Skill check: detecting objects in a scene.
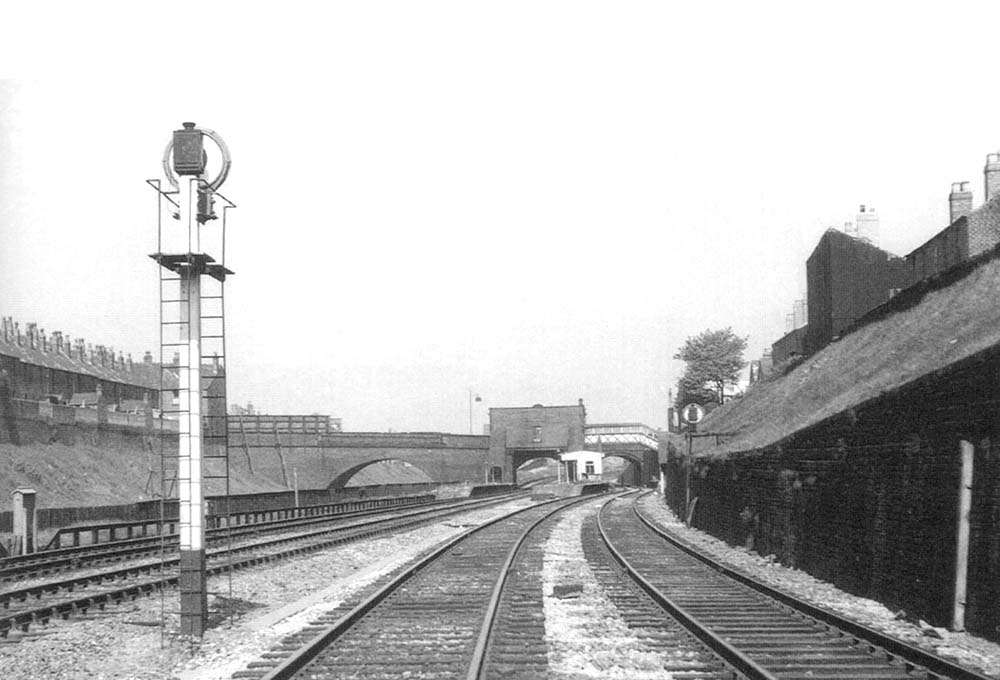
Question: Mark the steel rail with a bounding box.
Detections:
[0,494,522,638]
[2,494,517,603]
[0,493,522,583]
[463,491,630,680]
[597,492,780,680]
[257,494,604,680]
[631,493,996,680]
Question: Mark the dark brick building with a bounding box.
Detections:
[490,403,586,483]
[770,325,807,364]
[804,229,909,354]
[906,181,1000,283]
[774,158,1000,367]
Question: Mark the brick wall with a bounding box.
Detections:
[805,230,910,354]
[663,350,1000,639]
[771,325,807,364]
[906,218,969,283]
[903,194,1000,284]
[490,404,587,481]
[967,196,1000,258]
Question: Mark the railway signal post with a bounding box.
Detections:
[150,123,234,636]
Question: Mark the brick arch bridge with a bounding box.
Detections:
[490,403,659,486]
[584,424,661,487]
[228,427,499,490]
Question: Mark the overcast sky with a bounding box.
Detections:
[3,3,1000,433]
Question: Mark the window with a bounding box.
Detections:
[585,461,595,476]
[532,426,542,443]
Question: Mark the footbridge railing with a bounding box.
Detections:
[584,423,659,451]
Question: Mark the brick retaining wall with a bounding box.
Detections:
[663,351,1000,639]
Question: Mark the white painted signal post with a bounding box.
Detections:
[149,123,234,637]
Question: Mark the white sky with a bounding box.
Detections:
[3,2,1000,432]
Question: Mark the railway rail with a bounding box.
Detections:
[598,492,995,680]
[0,494,462,584]
[235,494,607,680]
[0,493,523,639]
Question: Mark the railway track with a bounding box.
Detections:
[0,493,523,639]
[0,495,452,584]
[579,506,743,678]
[235,494,607,680]
[598,492,995,680]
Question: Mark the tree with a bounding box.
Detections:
[674,327,748,406]
[674,372,719,411]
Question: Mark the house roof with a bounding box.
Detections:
[0,327,172,391]
[693,243,1000,457]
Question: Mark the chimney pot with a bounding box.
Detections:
[949,180,974,223]
[984,152,1000,202]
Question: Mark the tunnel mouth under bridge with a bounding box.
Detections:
[327,459,435,489]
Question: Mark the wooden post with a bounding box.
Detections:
[685,433,692,523]
[273,420,289,488]
[953,440,974,631]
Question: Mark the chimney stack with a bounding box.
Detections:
[985,153,1000,202]
[949,181,973,223]
[856,204,879,246]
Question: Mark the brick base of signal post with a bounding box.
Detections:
[179,549,207,636]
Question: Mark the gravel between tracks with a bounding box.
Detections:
[637,492,1000,679]
[542,498,677,679]
[0,498,534,680]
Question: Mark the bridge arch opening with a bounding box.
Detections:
[602,453,643,487]
[512,454,562,487]
[328,458,435,489]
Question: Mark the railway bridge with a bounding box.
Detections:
[490,404,659,486]
[229,416,500,490]
[583,423,660,486]
[228,410,660,490]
